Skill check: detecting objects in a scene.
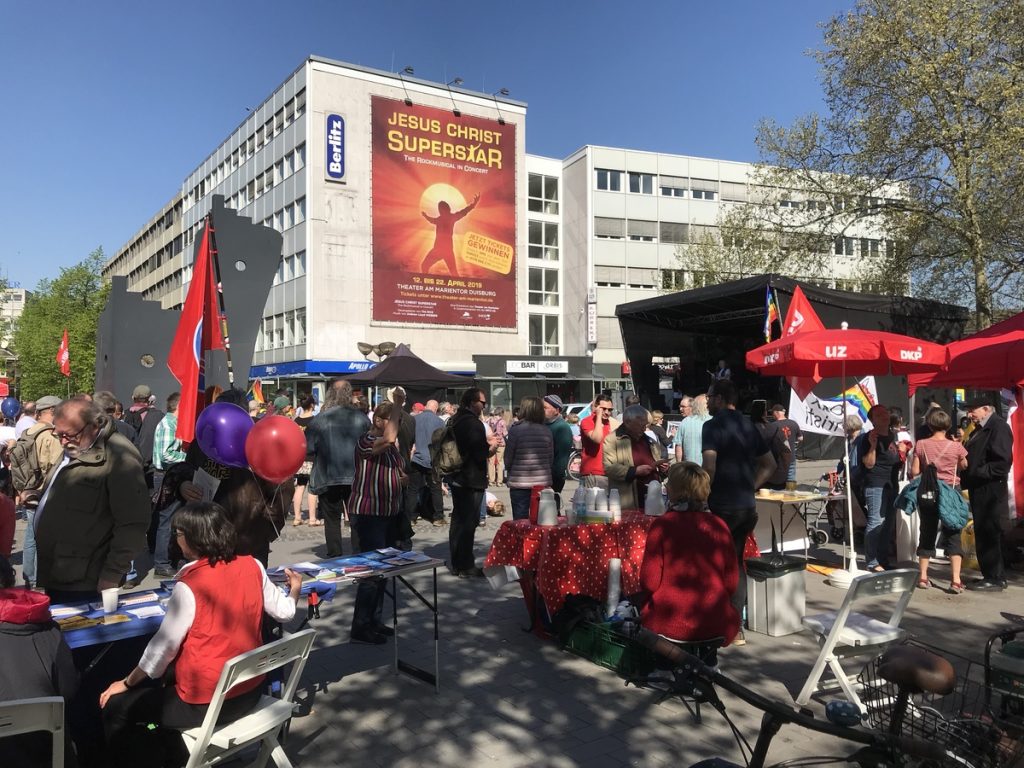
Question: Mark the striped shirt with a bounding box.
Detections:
[348,431,403,517]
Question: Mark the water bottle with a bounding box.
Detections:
[573,487,586,524]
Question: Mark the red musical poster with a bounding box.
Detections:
[371,96,516,328]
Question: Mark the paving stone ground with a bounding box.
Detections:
[10,459,1020,767]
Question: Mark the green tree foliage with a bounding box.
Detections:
[13,248,109,399]
[754,0,1024,329]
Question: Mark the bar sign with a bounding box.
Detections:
[326,113,345,181]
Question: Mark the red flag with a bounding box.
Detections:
[782,286,825,400]
[167,219,225,442]
[56,329,71,377]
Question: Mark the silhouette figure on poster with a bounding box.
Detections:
[420,193,480,276]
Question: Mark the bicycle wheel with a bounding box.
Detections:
[566,450,582,482]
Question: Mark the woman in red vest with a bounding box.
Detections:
[637,462,738,667]
[99,502,301,765]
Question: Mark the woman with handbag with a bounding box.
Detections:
[909,408,968,592]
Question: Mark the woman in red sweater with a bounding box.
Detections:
[638,462,739,662]
[99,502,302,766]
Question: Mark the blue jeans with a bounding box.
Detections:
[863,485,895,569]
[21,508,36,586]
[787,458,797,483]
[509,488,532,521]
[154,502,180,571]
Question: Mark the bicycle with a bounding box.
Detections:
[631,627,1014,767]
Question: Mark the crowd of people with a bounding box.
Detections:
[0,375,1016,765]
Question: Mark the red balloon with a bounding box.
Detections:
[245,415,307,484]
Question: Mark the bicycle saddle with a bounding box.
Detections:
[877,645,955,695]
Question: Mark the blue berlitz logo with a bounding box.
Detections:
[326,114,345,181]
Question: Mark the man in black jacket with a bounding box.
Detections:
[961,395,1013,591]
[448,388,495,578]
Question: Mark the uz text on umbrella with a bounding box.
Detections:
[824,345,847,358]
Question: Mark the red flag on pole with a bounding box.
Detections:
[167,218,225,442]
[781,286,825,400]
[56,329,71,377]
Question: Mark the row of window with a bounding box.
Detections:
[141,272,183,303]
[605,268,898,294]
[224,144,306,212]
[273,251,307,286]
[127,236,184,286]
[596,169,725,201]
[108,201,185,277]
[186,90,307,208]
[594,217,717,244]
[255,308,307,352]
[261,197,307,233]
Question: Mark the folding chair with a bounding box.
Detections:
[0,696,65,768]
[180,627,316,768]
[795,569,916,711]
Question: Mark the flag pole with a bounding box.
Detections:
[205,214,235,388]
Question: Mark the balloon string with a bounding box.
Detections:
[247,466,285,541]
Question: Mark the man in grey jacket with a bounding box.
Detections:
[305,380,371,557]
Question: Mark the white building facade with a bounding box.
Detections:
[105,57,894,406]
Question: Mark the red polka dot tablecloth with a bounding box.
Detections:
[485,515,652,613]
[485,515,762,615]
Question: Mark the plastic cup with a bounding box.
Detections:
[101,588,119,614]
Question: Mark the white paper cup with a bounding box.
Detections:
[101,588,120,614]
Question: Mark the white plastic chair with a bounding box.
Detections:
[795,568,916,710]
[180,628,316,768]
[0,696,65,767]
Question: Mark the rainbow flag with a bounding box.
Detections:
[248,378,265,404]
[826,381,876,421]
[764,286,781,342]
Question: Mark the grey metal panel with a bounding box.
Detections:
[95,196,282,401]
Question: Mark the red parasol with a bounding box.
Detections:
[907,310,1024,394]
[746,326,948,380]
[746,323,947,586]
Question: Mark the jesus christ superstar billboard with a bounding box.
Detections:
[371,96,517,328]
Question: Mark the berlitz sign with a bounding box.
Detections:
[326,114,345,181]
[506,360,569,374]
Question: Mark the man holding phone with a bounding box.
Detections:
[579,394,618,490]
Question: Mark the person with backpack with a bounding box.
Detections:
[909,408,969,591]
[122,385,164,492]
[8,395,63,587]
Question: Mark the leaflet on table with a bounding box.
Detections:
[87,590,161,612]
[126,605,166,619]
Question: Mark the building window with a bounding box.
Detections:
[528,267,559,307]
[294,197,305,225]
[294,308,306,345]
[594,216,625,239]
[659,221,688,244]
[294,143,306,171]
[720,182,748,202]
[659,175,687,197]
[529,314,559,355]
[528,173,559,214]
[528,220,558,261]
[628,172,654,195]
[627,219,657,242]
[293,250,306,277]
[834,236,855,256]
[596,168,622,192]
[661,269,686,290]
[690,178,719,200]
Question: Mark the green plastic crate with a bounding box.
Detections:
[564,621,656,677]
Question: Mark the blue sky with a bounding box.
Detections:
[0,0,851,291]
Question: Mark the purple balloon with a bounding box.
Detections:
[194,402,253,468]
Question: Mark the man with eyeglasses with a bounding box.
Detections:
[448,387,497,578]
[33,398,150,602]
[579,394,618,490]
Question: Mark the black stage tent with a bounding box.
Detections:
[616,274,970,458]
[339,343,471,405]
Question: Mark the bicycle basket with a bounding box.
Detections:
[858,648,1024,768]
